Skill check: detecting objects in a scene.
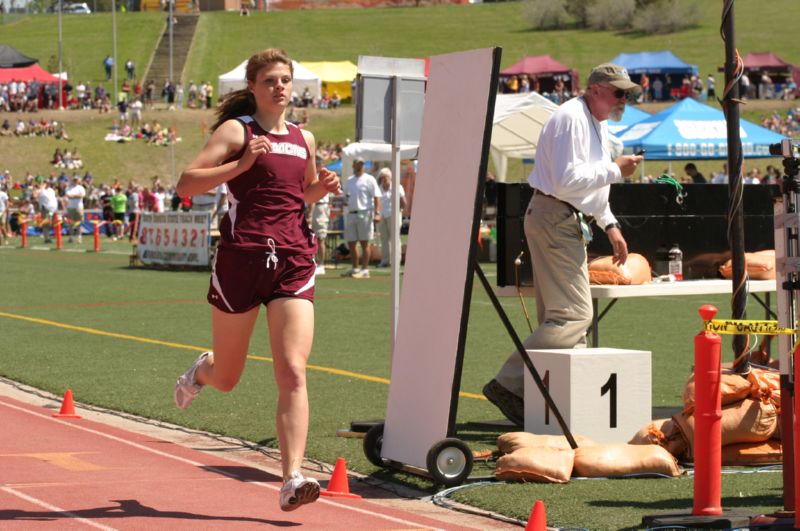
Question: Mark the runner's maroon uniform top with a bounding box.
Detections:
[219,116,316,255]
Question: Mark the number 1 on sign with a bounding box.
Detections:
[600,373,618,428]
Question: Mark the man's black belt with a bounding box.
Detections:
[532,189,593,223]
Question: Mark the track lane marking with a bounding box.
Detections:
[0,484,117,531]
[0,311,486,401]
[0,400,446,530]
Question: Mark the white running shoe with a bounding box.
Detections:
[340,267,360,277]
[353,269,370,279]
[315,265,326,276]
[279,471,320,512]
[173,351,211,410]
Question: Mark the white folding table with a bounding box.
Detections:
[497,279,777,346]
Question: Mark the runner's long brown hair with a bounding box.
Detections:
[211,48,294,131]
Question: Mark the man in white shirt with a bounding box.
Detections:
[376,167,405,268]
[342,157,381,278]
[483,63,644,426]
[65,176,86,243]
[37,182,59,243]
[0,184,8,245]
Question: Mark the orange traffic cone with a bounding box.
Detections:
[320,457,361,499]
[53,389,81,419]
[525,499,546,531]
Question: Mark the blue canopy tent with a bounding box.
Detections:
[608,104,650,136]
[616,98,785,160]
[609,51,698,101]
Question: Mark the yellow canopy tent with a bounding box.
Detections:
[300,61,358,102]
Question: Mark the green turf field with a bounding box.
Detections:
[0,240,785,529]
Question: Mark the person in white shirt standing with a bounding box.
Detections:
[0,184,8,245]
[376,167,405,268]
[483,63,644,426]
[342,157,381,278]
[37,181,59,243]
[65,176,86,243]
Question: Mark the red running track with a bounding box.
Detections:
[0,395,476,530]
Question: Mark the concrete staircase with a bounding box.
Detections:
[145,13,198,90]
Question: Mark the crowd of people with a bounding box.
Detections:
[0,170,197,243]
[762,107,800,138]
[0,117,71,139]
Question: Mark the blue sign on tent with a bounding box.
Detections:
[617,98,786,160]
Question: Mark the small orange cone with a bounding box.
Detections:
[53,389,81,419]
[525,499,546,531]
[320,457,361,499]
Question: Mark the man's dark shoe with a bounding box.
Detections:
[482,379,524,427]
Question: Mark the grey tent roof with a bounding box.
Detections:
[0,45,37,68]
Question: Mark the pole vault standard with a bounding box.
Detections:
[363,47,575,486]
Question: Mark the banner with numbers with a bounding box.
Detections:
[137,212,211,266]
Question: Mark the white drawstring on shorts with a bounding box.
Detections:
[265,238,279,269]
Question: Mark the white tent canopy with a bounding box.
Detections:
[490,92,558,181]
[217,60,322,99]
[340,142,419,178]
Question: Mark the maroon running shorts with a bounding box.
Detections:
[207,247,315,313]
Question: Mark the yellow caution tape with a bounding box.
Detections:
[704,319,797,335]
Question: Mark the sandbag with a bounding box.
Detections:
[682,371,752,411]
[719,249,775,280]
[748,367,781,409]
[573,444,681,478]
[721,441,782,466]
[496,432,596,454]
[629,418,672,445]
[588,253,651,285]
[673,398,778,460]
[495,446,574,483]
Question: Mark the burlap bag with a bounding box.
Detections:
[627,418,688,459]
[673,398,778,460]
[748,367,781,409]
[719,250,775,280]
[496,432,596,454]
[721,441,782,466]
[682,371,752,411]
[588,253,651,285]
[495,447,574,483]
[573,444,682,478]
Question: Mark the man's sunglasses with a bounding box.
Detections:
[610,88,630,100]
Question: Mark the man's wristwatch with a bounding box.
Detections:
[605,222,621,232]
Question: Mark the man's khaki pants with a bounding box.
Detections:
[494,193,593,398]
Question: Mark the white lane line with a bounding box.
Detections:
[0,400,446,530]
[0,485,118,531]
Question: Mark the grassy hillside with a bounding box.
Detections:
[0,12,164,86]
[0,1,795,184]
[183,0,799,91]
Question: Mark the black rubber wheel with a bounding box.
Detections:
[363,422,385,467]
[426,438,473,486]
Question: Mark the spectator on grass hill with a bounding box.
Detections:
[172,47,341,513]
[103,55,113,81]
[341,157,381,279]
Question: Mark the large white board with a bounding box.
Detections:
[381,48,497,469]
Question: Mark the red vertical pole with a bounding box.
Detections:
[93,222,100,252]
[21,221,27,248]
[55,216,62,250]
[693,304,722,516]
[794,342,800,520]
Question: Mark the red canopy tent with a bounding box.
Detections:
[0,63,60,83]
[500,55,580,94]
[729,51,799,99]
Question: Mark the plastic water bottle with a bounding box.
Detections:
[668,243,683,281]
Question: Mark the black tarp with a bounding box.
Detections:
[0,44,37,68]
